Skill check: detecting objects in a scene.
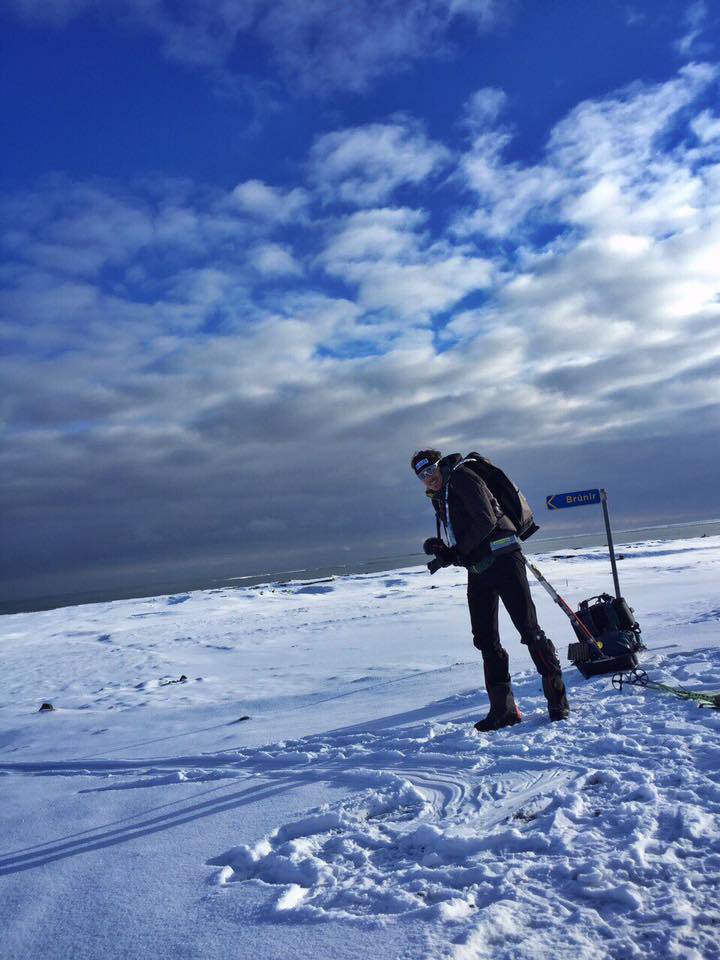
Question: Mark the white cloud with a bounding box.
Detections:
[444,64,720,456]
[309,121,449,207]
[455,63,719,239]
[166,267,234,310]
[1,182,155,276]
[254,0,507,94]
[319,208,493,320]
[249,242,302,276]
[447,0,503,23]
[6,0,507,93]
[675,1,710,58]
[456,137,563,238]
[0,178,288,288]
[229,179,309,223]
[691,109,720,143]
[623,6,646,27]
[320,208,427,263]
[461,87,508,132]
[549,63,716,174]
[336,255,492,319]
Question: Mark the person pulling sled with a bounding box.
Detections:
[411,449,569,730]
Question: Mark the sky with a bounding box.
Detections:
[2,0,720,603]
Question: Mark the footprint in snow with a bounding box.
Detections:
[689,606,720,624]
[209,747,580,923]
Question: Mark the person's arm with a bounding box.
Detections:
[448,468,499,559]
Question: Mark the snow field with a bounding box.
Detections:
[204,649,720,959]
[1,537,719,959]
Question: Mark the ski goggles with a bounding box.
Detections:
[414,458,440,481]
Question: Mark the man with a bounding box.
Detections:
[411,449,569,731]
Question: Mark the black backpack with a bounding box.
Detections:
[463,453,539,541]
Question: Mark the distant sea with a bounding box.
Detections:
[3,518,720,617]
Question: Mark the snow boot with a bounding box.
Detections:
[525,630,570,721]
[542,674,570,721]
[474,683,522,731]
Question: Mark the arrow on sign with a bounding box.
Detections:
[546,489,601,510]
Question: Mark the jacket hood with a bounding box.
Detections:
[439,453,463,481]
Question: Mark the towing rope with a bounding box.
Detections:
[612,668,720,709]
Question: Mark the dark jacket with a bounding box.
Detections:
[431,453,516,565]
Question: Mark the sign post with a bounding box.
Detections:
[600,489,621,600]
[545,486,622,600]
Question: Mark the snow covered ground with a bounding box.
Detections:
[1,537,719,960]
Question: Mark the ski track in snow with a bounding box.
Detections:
[2,538,720,959]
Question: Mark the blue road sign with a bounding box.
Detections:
[546,488,601,510]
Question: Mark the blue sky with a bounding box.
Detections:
[2,0,720,601]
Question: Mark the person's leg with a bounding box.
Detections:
[495,553,570,720]
[467,572,506,685]
[467,571,521,729]
[492,552,539,637]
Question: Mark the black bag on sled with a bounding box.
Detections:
[568,593,644,678]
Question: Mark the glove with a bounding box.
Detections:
[425,542,458,574]
[437,543,458,565]
[423,537,447,556]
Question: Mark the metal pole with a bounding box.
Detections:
[522,556,600,648]
[600,488,621,599]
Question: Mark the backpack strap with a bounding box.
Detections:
[443,458,468,546]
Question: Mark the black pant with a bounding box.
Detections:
[467,551,562,688]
